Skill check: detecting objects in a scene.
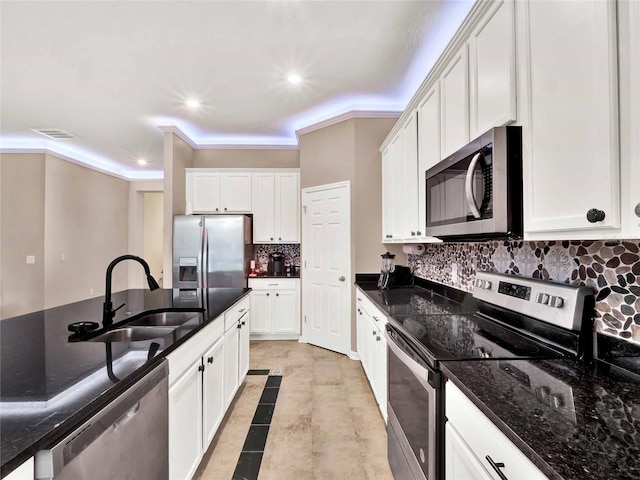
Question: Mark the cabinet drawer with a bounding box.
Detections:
[446,383,546,480]
[168,316,224,386]
[356,290,387,328]
[248,278,299,291]
[224,296,250,331]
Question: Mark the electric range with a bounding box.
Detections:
[385,271,594,480]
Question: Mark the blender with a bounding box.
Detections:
[378,252,396,289]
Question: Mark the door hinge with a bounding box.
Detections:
[303,205,307,214]
[304,260,307,268]
[304,315,307,323]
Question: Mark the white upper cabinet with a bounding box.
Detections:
[186,171,252,214]
[418,84,441,238]
[276,172,300,242]
[518,0,620,238]
[468,0,516,138]
[440,45,469,159]
[220,172,252,212]
[382,132,405,242]
[401,111,419,239]
[252,173,277,242]
[189,172,221,213]
[252,171,300,243]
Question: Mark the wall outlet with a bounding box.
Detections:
[451,263,458,284]
[26,255,35,264]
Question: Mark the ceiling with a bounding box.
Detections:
[0,0,474,180]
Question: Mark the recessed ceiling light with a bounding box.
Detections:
[185,99,201,108]
[136,158,147,166]
[287,74,302,84]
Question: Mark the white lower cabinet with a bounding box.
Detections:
[4,458,34,480]
[169,357,203,480]
[248,278,300,339]
[445,423,493,480]
[355,288,387,421]
[446,382,546,480]
[202,338,225,449]
[224,320,240,409]
[167,296,250,480]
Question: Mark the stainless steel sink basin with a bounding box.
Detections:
[129,311,200,327]
[86,326,176,342]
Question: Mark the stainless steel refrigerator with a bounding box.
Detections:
[173,215,253,289]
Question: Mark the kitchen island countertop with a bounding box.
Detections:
[0,287,249,477]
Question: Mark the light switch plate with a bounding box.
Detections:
[26,255,35,264]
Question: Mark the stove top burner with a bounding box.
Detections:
[390,312,564,365]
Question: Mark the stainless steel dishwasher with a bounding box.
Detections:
[35,360,169,480]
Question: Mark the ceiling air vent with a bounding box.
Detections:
[32,128,76,140]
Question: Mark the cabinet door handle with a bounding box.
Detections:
[237,323,242,329]
[266,293,270,296]
[416,231,422,236]
[207,356,213,364]
[270,237,274,240]
[224,207,227,211]
[242,321,246,326]
[198,364,205,372]
[376,336,381,341]
[279,237,282,240]
[215,208,219,212]
[276,293,279,296]
[485,456,508,480]
[586,208,606,223]
[372,330,376,335]
[357,297,362,301]
[411,231,415,236]
[372,316,379,322]
[239,308,245,313]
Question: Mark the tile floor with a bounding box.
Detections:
[194,340,393,480]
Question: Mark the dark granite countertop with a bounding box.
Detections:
[355,277,640,480]
[0,287,249,477]
[248,274,300,279]
[441,359,640,480]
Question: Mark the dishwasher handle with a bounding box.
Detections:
[36,360,168,479]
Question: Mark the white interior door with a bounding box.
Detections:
[302,181,351,355]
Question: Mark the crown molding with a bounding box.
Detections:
[294,110,402,141]
[157,124,299,150]
[0,147,162,181]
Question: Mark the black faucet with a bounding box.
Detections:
[103,255,160,327]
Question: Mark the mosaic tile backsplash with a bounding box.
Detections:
[407,240,640,346]
[254,244,301,270]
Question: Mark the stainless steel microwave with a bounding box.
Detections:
[425,126,522,240]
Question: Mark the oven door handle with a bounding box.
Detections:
[386,326,440,388]
[465,152,482,219]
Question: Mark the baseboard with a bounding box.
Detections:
[348,350,360,361]
[250,334,301,341]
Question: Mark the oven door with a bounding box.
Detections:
[386,325,443,480]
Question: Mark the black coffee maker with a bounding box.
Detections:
[378,252,413,289]
[268,252,285,276]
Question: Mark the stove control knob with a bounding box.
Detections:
[474,279,492,290]
[536,293,550,305]
[549,296,564,308]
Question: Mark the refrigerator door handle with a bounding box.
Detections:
[198,222,209,288]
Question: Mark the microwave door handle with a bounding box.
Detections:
[465,152,482,219]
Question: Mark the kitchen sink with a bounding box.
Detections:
[129,311,200,327]
[86,326,176,342]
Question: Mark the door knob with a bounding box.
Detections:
[339,276,345,282]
